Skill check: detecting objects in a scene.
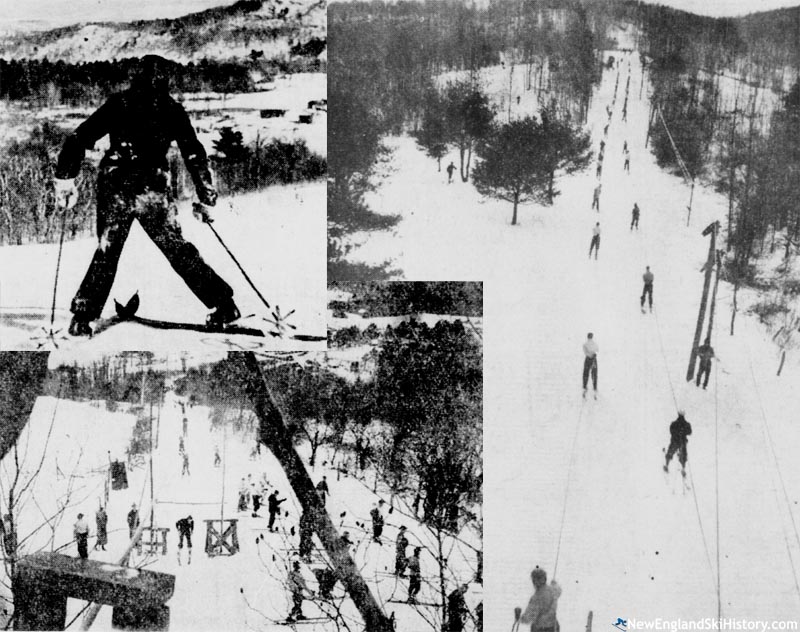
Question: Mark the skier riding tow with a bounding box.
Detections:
[53,55,240,336]
[640,266,654,312]
[664,411,692,477]
[582,333,598,398]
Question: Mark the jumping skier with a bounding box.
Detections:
[515,567,561,632]
[395,525,409,576]
[630,203,640,230]
[591,184,601,211]
[176,515,194,565]
[74,513,90,560]
[582,332,598,397]
[664,411,692,477]
[446,161,456,184]
[696,338,715,389]
[589,223,601,260]
[53,54,240,336]
[641,266,654,312]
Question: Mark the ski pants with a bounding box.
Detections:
[696,359,712,388]
[372,522,383,541]
[589,235,600,259]
[252,495,262,514]
[592,195,600,211]
[71,167,233,320]
[630,215,639,230]
[665,439,687,468]
[582,356,598,390]
[395,551,408,575]
[624,158,630,172]
[178,531,192,549]
[641,282,653,308]
[268,510,278,530]
[408,575,421,600]
[290,592,304,617]
[76,532,89,559]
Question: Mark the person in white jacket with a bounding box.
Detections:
[582,333,598,396]
[515,567,562,632]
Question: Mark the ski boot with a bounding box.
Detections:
[68,315,92,337]
[206,298,240,331]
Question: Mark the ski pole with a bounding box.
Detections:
[48,206,70,334]
[195,203,271,311]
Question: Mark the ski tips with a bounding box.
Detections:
[115,292,140,319]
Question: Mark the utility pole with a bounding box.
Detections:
[687,221,720,381]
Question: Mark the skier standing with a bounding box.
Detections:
[251,484,262,517]
[623,147,631,172]
[268,490,286,532]
[664,411,692,476]
[446,162,456,184]
[588,223,601,260]
[127,503,140,540]
[315,476,329,507]
[370,500,385,544]
[176,515,194,565]
[630,203,640,230]
[213,445,221,467]
[407,547,422,604]
[640,266,654,312]
[238,478,249,512]
[395,525,409,576]
[696,338,715,389]
[54,55,240,336]
[287,561,312,621]
[582,333,599,397]
[445,583,469,632]
[515,567,562,632]
[74,513,90,560]
[181,451,190,476]
[95,505,108,551]
[591,184,601,211]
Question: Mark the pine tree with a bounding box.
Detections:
[442,81,494,182]
[538,107,592,204]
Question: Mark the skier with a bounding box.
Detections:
[596,162,603,179]
[213,445,221,467]
[268,490,286,532]
[695,338,715,389]
[53,54,240,336]
[178,435,185,455]
[623,140,628,153]
[515,567,562,632]
[238,478,249,512]
[640,266,654,312]
[74,513,90,560]
[582,333,598,397]
[446,162,456,184]
[591,184,601,211]
[445,583,469,632]
[588,223,601,260]
[251,484,262,517]
[127,503,140,540]
[664,411,692,476]
[623,147,631,172]
[95,505,108,551]
[182,416,188,436]
[603,123,609,137]
[370,500,385,544]
[395,525,409,576]
[287,561,313,621]
[406,547,422,604]
[181,451,190,476]
[175,515,194,565]
[315,476,329,507]
[630,203,640,230]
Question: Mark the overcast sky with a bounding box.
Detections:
[2,0,799,31]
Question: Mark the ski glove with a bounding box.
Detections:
[54,178,78,210]
[197,184,218,207]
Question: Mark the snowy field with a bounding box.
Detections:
[336,50,800,628]
[1,353,481,631]
[0,183,326,351]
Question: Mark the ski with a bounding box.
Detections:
[281,618,330,625]
[97,312,266,338]
[387,599,442,608]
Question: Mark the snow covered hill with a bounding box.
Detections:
[0,184,326,351]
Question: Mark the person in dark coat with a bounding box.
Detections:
[446,162,456,183]
[664,411,693,476]
[74,513,90,559]
[445,584,469,632]
[370,500,385,544]
[696,338,715,389]
[127,504,140,539]
[395,525,409,576]
[315,476,329,506]
[95,506,108,551]
[54,54,239,336]
[630,203,640,230]
[176,515,194,565]
[268,491,286,532]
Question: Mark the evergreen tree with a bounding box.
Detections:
[442,80,494,182]
[538,106,593,203]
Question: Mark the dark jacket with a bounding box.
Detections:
[268,492,285,513]
[669,415,692,443]
[176,517,194,536]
